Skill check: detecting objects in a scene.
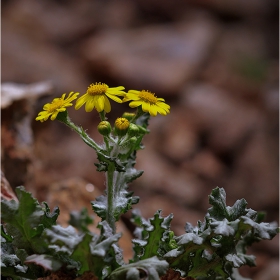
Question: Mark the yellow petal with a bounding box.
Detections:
[154,105,167,115]
[106,93,123,103]
[95,95,105,112]
[51,111,59,120]
[149,106,158,116]
[108,86,125,92]
[43,103,51,110]
[142,102,151,113]
[103,96,111,112]
[75,94,88,110]
[157,102,170,110]
[85,98,95,112]
[129,100,143,108]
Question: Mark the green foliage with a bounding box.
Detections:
[69,207,94,233]
[164,187,279,279]
[107,257,169,280]
[1,186,59,278]
[1,184,279,280]
[2,95,279,280]
[131,210,175,262]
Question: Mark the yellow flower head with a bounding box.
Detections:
[123,90,170,116]
[35,92,79,122]
[114,117,130,136]
[115,118,130,130]
[75,83,126,113]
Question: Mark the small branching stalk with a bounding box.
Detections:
[1,83,278,280]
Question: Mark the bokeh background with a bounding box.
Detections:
[1,0,279,278]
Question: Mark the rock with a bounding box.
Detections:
[1,10,88,93]
[181,83,264,153]
[80,13,220,95]
[133,144,203,207]
[151,109,199,163]
[1,171,18,201]
[190,149,226,180]
[1,82,53,189]
[1,81,53,109]
[227,130,279,209]
[201,25,270,97]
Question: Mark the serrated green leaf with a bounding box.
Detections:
[91,172,140,222]
[131,210,173,262]
[41,202,60,228]
[25,254,62,271]
[69,208,94,233]
[208,187,229,220]
[124,168,144,184]
[241,216,278,239]
[108,256,168,280]
[1,224,13,242]
[91,195,107,220]
[228,199,248,221]
[90,231,123,279]
[210,219,239,236]
[225,253,256,268]
[1,243,36,279]
[44,225,82,255]
[71,232,94,274]
[1,186,58,254]
[1,243,21,267]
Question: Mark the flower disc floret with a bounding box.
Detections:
[123,90,170,116]
[75,82,126,113]
[35,92,79,122]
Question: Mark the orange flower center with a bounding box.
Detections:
[48,99,65,112]
[87,83,108,96]
[139,90,158,104]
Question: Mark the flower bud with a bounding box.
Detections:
[114,117,130,136]
[127,123,139,137]
[122,112,136,121]
[129,136,137,146]
[97,121,112,136]
[137,125,149,135]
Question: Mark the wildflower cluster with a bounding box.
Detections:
[1,82,278,280]
[35,82,170,234]
[36,82,170,122]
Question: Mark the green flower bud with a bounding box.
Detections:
[114,117,130,136]
[137,125,149,134]
[129,136,137,146]
[127,123,139,137]
[97,121,112,136]
[122,112,136,121]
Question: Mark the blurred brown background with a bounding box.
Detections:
[1,0,279,278]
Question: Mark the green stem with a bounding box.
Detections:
[106,162,116,233]
[99,111,106,121]
[130,107,145,123]
[104,136,110,151]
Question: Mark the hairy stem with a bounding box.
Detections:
[106,162,116,233]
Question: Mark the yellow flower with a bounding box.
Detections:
[35,92,79,122]
[75,83,126,113]
[123,90,170,116]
